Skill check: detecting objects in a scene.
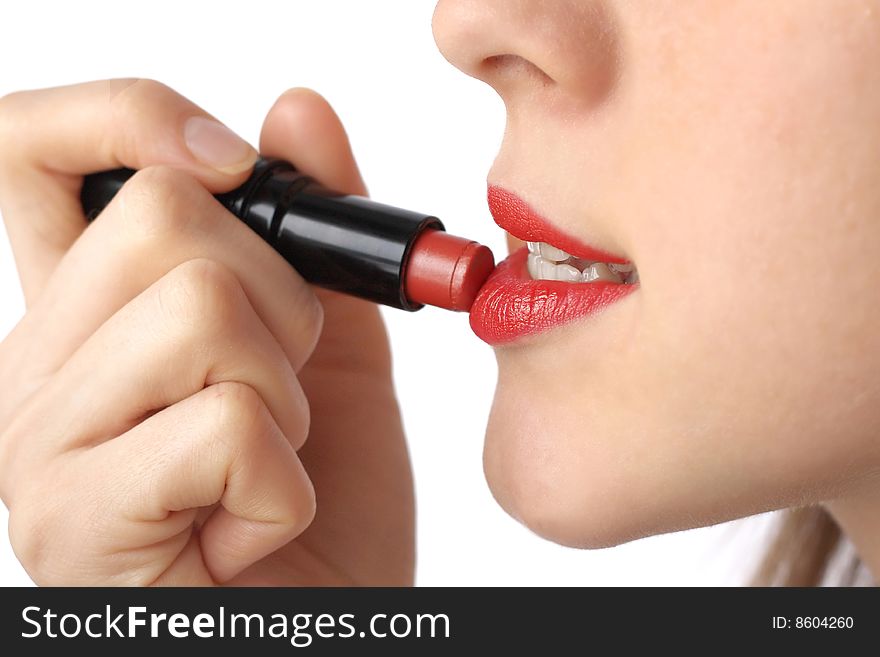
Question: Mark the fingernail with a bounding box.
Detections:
[183,116,258,174]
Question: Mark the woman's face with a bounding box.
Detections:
[432,0,880,547]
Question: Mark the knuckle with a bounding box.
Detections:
[0,398,56,507]
[0,88,23,108]
[117,165,203,240]
[0,90,20,127]
[107,78,175,128]
[158,258,245,333]
[287,287,324,368]
[283,374,311,451]
[112,77,174,103]
[284,478,316,536]
[302,292,324,352]
[105,78,178,167]
[0,423,26,505]
[205,381,275,453]
[0,91,29,163]
[0,88,28,119]
[272,498,316,546]
[7,483,62,585]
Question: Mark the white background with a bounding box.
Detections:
[0,0,778,586]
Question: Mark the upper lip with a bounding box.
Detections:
[486,185,629,265]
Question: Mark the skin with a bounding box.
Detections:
[432,0,880,578]
[0,0,878,585]
[0,81,413,585]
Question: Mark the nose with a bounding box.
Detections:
[432,0,620,109]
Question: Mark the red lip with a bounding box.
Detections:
[486,186,629,264]
[469,187,636,345]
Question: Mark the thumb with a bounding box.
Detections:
[258,88,368,197]
[0,78,259,304]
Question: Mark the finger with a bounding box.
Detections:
[0,78,259,302]
[0,166,323,405]
[112,382,315,584]
[0,78,258,182]
[259,88,367,196]
[259,87,381,318]
[10,382,315,585]
[5,259,312,466]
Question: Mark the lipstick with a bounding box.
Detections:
[79,157,495,312]
[469,186,636,344]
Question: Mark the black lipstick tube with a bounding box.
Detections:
[80,158,494,311]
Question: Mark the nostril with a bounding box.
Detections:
[482,54,556,88]
[433,0,621,110]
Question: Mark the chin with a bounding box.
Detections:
[481,378,662,550]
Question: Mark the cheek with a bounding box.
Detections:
[486,297,880,550]
[485,194,880,548]
[621,2,880,487]
[481,0,880,547]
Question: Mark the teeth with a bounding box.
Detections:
[528,255,586,282]
[608,263,634,275]
[538,242,570,262]
[587,262,622,283]
[525,241,637,285]
[557,263,583,282]
[528,240,573,262]
[538,255,557,280]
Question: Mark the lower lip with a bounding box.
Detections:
[469,247,637,345]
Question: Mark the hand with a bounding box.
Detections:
[0,79,414,585]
